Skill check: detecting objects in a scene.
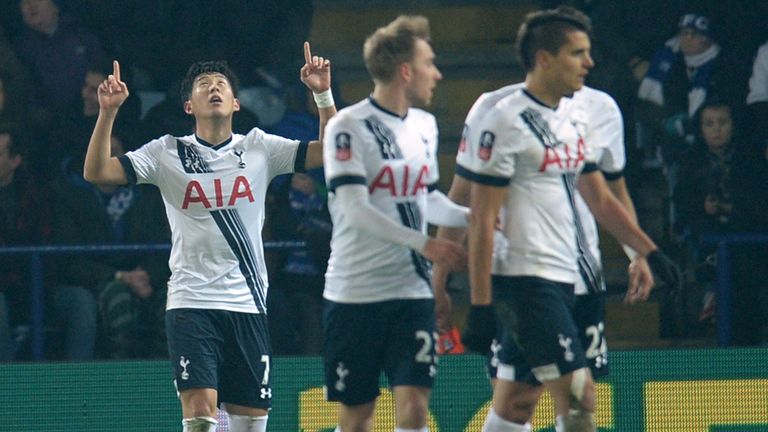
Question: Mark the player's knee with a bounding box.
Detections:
[397,399,429,428]
[568,369,595,413]
[182,416,218,432]
[562,409,596,432]
[228,414,268,432]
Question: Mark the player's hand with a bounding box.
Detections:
[300,41,331,94]
[625,256,654,303]
[646,250,681,290]
[97,60,129,113]
[461,305,496,354]
[434,285,454,333]
[422,238,466,272]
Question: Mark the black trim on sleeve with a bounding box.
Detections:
[118,155,138,185]
[293,141,309,173]
[328,175,367,192]
[581,162,599,174]
[455,164,510,187]
[602,169,624,182]
[427,183,439,193]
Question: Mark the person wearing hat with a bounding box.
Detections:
[634,11,745,223]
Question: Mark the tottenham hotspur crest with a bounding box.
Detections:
[179,356,190,380]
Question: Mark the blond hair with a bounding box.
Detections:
[363,15,431,83]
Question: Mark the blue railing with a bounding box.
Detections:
[700,232,768,347]
[0,241,305,360]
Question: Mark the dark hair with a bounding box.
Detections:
[179,61,240,106]
[516,6,592,72]
[692,97,739,142]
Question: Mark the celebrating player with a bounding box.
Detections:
[83,42,335,432]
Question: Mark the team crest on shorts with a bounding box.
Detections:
[478,131,495,161]
[335,132,352,161]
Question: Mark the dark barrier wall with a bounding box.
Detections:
[2,349,767,431]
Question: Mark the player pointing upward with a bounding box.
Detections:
[84,43,335,432]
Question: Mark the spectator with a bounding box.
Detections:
[635,12,744,173]
[52,131,169,359]
[0,126,53,360]
[13,0,105,117]
[673,100,739,325]
[265,171,331,355]
[50,59,140,178]
[674,100,738,246]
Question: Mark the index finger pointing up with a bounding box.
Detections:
[113,60,121,82]
[304,42,312,65]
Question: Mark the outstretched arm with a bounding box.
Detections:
[300,41,336,169]
[84,60,129,185]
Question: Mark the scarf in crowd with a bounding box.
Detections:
[638,36,721,116]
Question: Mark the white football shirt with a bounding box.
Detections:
[561,87,626,295]
[122,128,306,313]
[457,87,594,284]
[323,97,440,303]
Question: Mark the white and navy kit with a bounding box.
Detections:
[121,128,306,406]
[321,97,440,405]
[457,86,597,382]
[561,86,626,296]
[323,97,440,303]
[121,129,307,314]
[563,87,626,377]
[457,87,595,283]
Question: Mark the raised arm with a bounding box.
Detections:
[300,41,336,169]
[83,60,129,185]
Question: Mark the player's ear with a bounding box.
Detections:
[233,98,240,112]
[399,62,412,83]
[536,49,552,69]
[184,100,193,115]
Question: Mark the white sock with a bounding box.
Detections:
[182,416,218,432]
[228,414,268,432]
[482,408,531,432]
[556,414,565,432]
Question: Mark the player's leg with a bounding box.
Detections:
[166,309,225,431]
[338,401,376,432]
[480,277,543,431]
[485,336,542,429]
[180,388,219,431]
[497,276,597,431]
[219,311,272,432]
[324,300,386,432]
[542,368,596,431]
[393,385,431,431]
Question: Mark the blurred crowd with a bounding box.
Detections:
[0,0,767,361]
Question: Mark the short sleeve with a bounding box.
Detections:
[456,104,524,186]
[248,128,304,178]
[424,113,440,186]
[125,137,166,185]
[590,97,626,173]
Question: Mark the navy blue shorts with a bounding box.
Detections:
[487,290,608,382]
[492,276,587,384]
[166,308,272,409]
[322,299,437,405]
